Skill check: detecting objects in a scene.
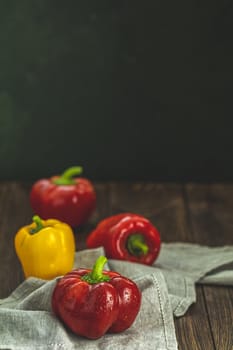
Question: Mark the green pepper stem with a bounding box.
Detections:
[81,256,110,284]
[127,234,149,257]
[30,215,44,234]
[52,166,83,185]
[91,256,108,280]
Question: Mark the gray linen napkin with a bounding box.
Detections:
[0,243,232,349]
[0,247,177,350]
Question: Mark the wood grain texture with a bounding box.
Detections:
[185,183,233,350]
[108,182,190,242]
[175,287,215,350]
[0,182,33,298]
[204,286,233,350]
[74,183,110,251]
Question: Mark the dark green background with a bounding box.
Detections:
[0,1,233,181]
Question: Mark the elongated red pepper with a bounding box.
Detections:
[52,256,141,339]
[86,213,161,265]
[29,166,96,227]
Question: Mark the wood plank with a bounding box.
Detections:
[108,182,190,242]
[74,182,110,251]
[185,183,233,350]
[175,287,215,350]
[185,183,233,246]
[108,182,215,350]
[0,182,33,298]
[204,286,233,350]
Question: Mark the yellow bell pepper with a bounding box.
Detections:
[15,215,75,280]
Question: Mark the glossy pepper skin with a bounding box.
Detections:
[86,213,161,265]
[29,166,96,227]
[15,215,75,280]
[52,256,141,339]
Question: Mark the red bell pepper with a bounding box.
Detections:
[30,166,96,227]
[52,256,141,339]
[86,213,161,265]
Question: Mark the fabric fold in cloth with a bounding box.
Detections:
[0,242,232,349]
[109,242,233,316]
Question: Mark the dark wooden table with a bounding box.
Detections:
[0,182,232,350]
